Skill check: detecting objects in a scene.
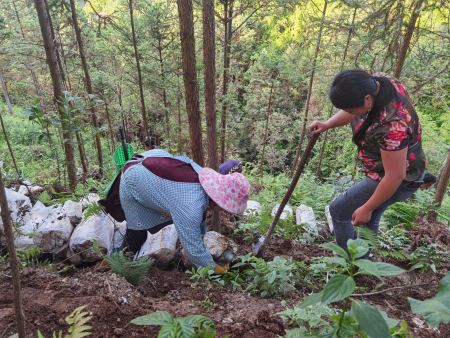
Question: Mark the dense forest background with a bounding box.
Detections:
[0,0,449,192]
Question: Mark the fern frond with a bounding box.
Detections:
[357,227,378,248]
[64,305,92,338]
[106,251,153,285]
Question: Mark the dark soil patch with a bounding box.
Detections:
[409,216,450,249]
[1,222,450,337]
[0,264,286,338]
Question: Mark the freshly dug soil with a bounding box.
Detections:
[1,233,449,337]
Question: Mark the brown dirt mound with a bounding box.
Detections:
[409,216,450,249]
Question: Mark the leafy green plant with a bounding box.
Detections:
[37,305,92,338]
[409,271,450,328]
[187,265,243,290]
[16,246,51,268]
[382,202,419,228]
[408,243,447,272]
[131,311,216,338]
[105,251,153,286]
[235,254,303,297]
[282,238,408,337]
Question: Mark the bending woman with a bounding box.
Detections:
[310,70,426,251]
[120,150,249,273]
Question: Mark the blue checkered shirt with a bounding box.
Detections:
[119,150,215,268]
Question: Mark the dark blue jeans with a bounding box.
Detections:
[329,177,419,250]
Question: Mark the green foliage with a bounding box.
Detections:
[408,244,447,272]
[37,305,92,338]
[16,246,51,268]
[131,311,216,338]
[187,255,304,298]
[105,251,153,286]
[281,238,408,337]
[240,255,299,297]
[83,203,102,219]
[409,272,450,328]
[351,299,391,338]
[382,202,419,228]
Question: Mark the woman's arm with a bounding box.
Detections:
[352,147,408,225]
[309,110,355,134]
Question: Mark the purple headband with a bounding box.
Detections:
[219,160,242,175]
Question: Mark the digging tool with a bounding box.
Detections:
[253,133,320,257]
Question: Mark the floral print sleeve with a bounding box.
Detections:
[373,119,410,151]
[351,74,426,182]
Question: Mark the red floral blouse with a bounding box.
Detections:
[350,74,426,182]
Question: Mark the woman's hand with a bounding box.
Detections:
[309,120,330,135]
[352,206,373,226]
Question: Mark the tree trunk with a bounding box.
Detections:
[203,0,220,231]
[0,169,26,338]
[258,82,274,178]
[0,109,20,176]
[203,0,218,170]
[157,38,171,148]
[177,73,183,154]
[292,0,328,174]
[69,0,104,176]
[12,0,45,112]
[104,99,116,154]
[0,72,13,114]
[220,0,234,163]
[34,0,77,191]
[434,148,450,208]
[316,6,357,177]
[76,131,88,176]
[394,0,424,78]
[177,0,204,165]
[128,0,150,141]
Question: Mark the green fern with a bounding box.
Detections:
[37,305,92,338]
[131,311,216,338]
[83,203,102,219]
[106,251,153,286]
[357,227,379,248]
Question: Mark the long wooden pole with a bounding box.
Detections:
[0,170,26,338]
[255,133,319,257]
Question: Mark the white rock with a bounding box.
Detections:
[30,185,44,195]
[271,203,293,220]
[296,204,318,235]
[69,212,114,262]
[0,188,32,226]
[14,235,35,248]
[244,200,262,217]
[80,193,100,208]
[203,231,237,259]
[112,221,127,251]
[34,204,73,254]
[63,200,83,226]
[12,201,50,248]
[18,185,30,196]
[135,224,178,266]
[325,205,333,233]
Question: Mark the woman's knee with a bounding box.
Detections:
[329,197,346,219]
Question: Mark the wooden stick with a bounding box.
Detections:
[0,169,26,337]
[352,283,429,297]
[254,133,319,257]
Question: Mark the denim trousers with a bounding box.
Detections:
[329,177,419,250]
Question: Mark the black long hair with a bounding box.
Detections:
[329,69,397,145]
